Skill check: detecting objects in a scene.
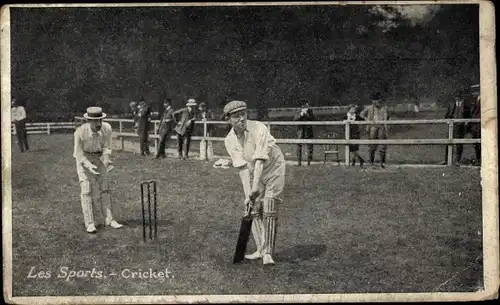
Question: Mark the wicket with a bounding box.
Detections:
[140,180,157,241]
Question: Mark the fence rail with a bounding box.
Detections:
[72,116,481,166]
[11,122,76,135]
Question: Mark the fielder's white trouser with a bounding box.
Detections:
[76,154,115,228]
[250,161,286,256]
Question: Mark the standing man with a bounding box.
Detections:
[137,97,152,156]
[11,97,29,152]
[360,92,390,168]
[73,107,123,233]
[223,100,286,265]
[198,102,215,161]
[293,99,315,166]
[345,104,365,167]
[155,98,176,159]
[174,98,197,160]
[129,101,139,132]
[467,87,481,165]
[442,90,469,165]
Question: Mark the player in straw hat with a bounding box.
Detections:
[223,100,286,265]
[73,107,123,233]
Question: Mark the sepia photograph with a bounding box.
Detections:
[2,1,498,303]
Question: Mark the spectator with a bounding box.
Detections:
[345,104,365,167]
[198,102,215,161]
[467,90,481,166]
[442,90,469,165]
[11,97,29,152]
[360,92,390,168]
[155,98,176,159]
[129,101,139,132]
[293,99,315,166]
[174,98,198,160]
[137,97,152,156]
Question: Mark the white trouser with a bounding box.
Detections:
[76,154,114,228]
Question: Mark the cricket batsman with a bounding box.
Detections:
[223,100,286,265]
[73,107,123,233]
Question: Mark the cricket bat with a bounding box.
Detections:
[232,204,253,264]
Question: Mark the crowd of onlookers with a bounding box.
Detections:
[124,85,481,167]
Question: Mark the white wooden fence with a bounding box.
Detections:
[11,122,76,135]
[73,116,481,166]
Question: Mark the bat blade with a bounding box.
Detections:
[232,216,253,264]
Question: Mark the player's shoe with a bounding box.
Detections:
[263,254,275,265]
[86,224,97,233]
[244,250,263,260]
[106,220,123,229]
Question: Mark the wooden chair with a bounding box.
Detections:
[322,132,341,165]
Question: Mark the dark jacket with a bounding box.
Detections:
[173,107,196,136]
[158,106,176,134]
[293,108,315,139]
[137,104,151,131]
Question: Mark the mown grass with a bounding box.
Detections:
[10,134,483,296]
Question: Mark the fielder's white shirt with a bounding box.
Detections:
[224,120,285,185]
[11,106,26,122]
[73,122,113,165]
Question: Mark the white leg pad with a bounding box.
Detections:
[80,180,94,228]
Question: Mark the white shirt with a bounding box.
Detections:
[73,122,112,164]
[224,120,284,184]
[11,106,26,122]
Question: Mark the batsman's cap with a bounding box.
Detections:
[223,100,247,118]
[186,98,197,107]
[369,92,382,100]
[84,107,107,120]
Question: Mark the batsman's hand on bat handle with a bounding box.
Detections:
[83,160,100,175]
[244,197,255,217]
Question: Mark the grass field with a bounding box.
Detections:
[9,134,483,296]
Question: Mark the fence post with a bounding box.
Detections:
[344,121,350,166]
[119,120,123,134]
[203,118,208,161]
[47,123,51,135]
[447,121,454,166]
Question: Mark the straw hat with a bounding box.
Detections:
[83,107,107,120]
[186,98,197,107]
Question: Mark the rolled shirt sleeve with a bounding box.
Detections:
[73,128,88,165]
[251,123,271,161]
[225,137,247,168]
[101,123,113,163]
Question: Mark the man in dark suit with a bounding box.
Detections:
[467,87,481,165]
[443,90,470,165]
[137,97,152,156]
[173,98,197,160]
[155,98,176,159]
[293,99,315,166]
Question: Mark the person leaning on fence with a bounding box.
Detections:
[293,99,315,166]
[223,100,286,265]
[73,107,123,233]
[359,92,390,168]
[137,98,152,156]
[174,98,197,160]
[155,98,176,159]
[345,104,365,167]
[442,90,470,165]
[11,97,29,153]
[198,102,215,161]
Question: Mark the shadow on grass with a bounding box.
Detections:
[119,218,175,228]
[276,244,327,263]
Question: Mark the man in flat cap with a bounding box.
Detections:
[73,107,123,233]
[468,86,481,165]
[174,98,198,160]
[223,100,286,265]
[293,99,315,166]
[360,92,390,168]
